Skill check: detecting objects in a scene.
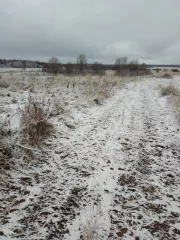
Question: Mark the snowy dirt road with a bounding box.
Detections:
[1,78,180,240]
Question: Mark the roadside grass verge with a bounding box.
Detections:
[51,74,128,105]
[1,73,133,106]
[160,83,180,121]
[76,75,126,104]
[82,76,117,104]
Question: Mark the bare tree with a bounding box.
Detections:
[115,56,128,66]
[22,60,26,71]
[65,62,74,75]
[129,59,139,75]
[46,57,61,75]
[115,56,128,75]
[77,54,87,75]
[139,63,150,75]
[141,63,147,69]
[91,62,105,75]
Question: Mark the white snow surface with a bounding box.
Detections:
[0,77,180,239]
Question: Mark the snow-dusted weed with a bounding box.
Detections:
[19,95,55,146]
[81,205,106,240]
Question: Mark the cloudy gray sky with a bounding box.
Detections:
[0,0,180,64]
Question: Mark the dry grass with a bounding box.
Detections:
[0,140,12,168]
[160,84,180,122]
[160,84,180,96]
[81,206,103,240]
[50,74,127,105]
[0,73,132,147]
[0,120,12,170]
[152,69,180,78]
[20,96,54,146]
[81,75,125,104]
[161,73,173,79]
[0,76,10,88]
[0,74,46,92]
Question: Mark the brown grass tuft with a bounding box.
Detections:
[161,84,180,96]
[0,76,10,88]
[0,120,12,170]
[160,84,180,122]
[161,73,173,79]
[20,96,54,146]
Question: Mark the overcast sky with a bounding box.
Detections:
[0,0,180,64]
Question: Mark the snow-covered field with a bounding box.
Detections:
[150,67,180,70]
[0,68,41,73]
[0,74,180,239]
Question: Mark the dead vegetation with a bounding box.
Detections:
[160,84,180,96]
[152,68,180,78]
[80,206,103,240]
[0,71,180,239]
[81,75,125,104]
[161,73,173,79]
[160,83,180,121]
[0,75,10,88]
[20,96,54,146]
[0,119,12,170]
[0,140,12,169]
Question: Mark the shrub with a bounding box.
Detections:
[114,57,128,76]
[161,73,173,79]
[0,140,12,168]
[160,84,180,123]
[155,68,160,73]
[0,76,10,88]
[172,69,179,72]
[161,84,180,96]
[44,57,62,75]
[65,62,74,75]
[91,62,105,75]
[77,54,87,75]
[0,119,11,137]
[114,57,143,76]
[20,96,54,146]
[0,120,12,169]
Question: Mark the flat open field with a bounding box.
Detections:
[0,73,180,239]
[0,68,41,73]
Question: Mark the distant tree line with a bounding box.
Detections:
[0,59,44,68]
[114,57,148,76]
[0,55,150,76]
[43,54,149,76]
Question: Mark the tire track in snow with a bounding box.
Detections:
[2,79,180,239]
[7,87,128,239]
[109,80,180,239]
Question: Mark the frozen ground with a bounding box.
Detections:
[0,76,180,239]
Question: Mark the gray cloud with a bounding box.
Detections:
[0,0,180,64]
